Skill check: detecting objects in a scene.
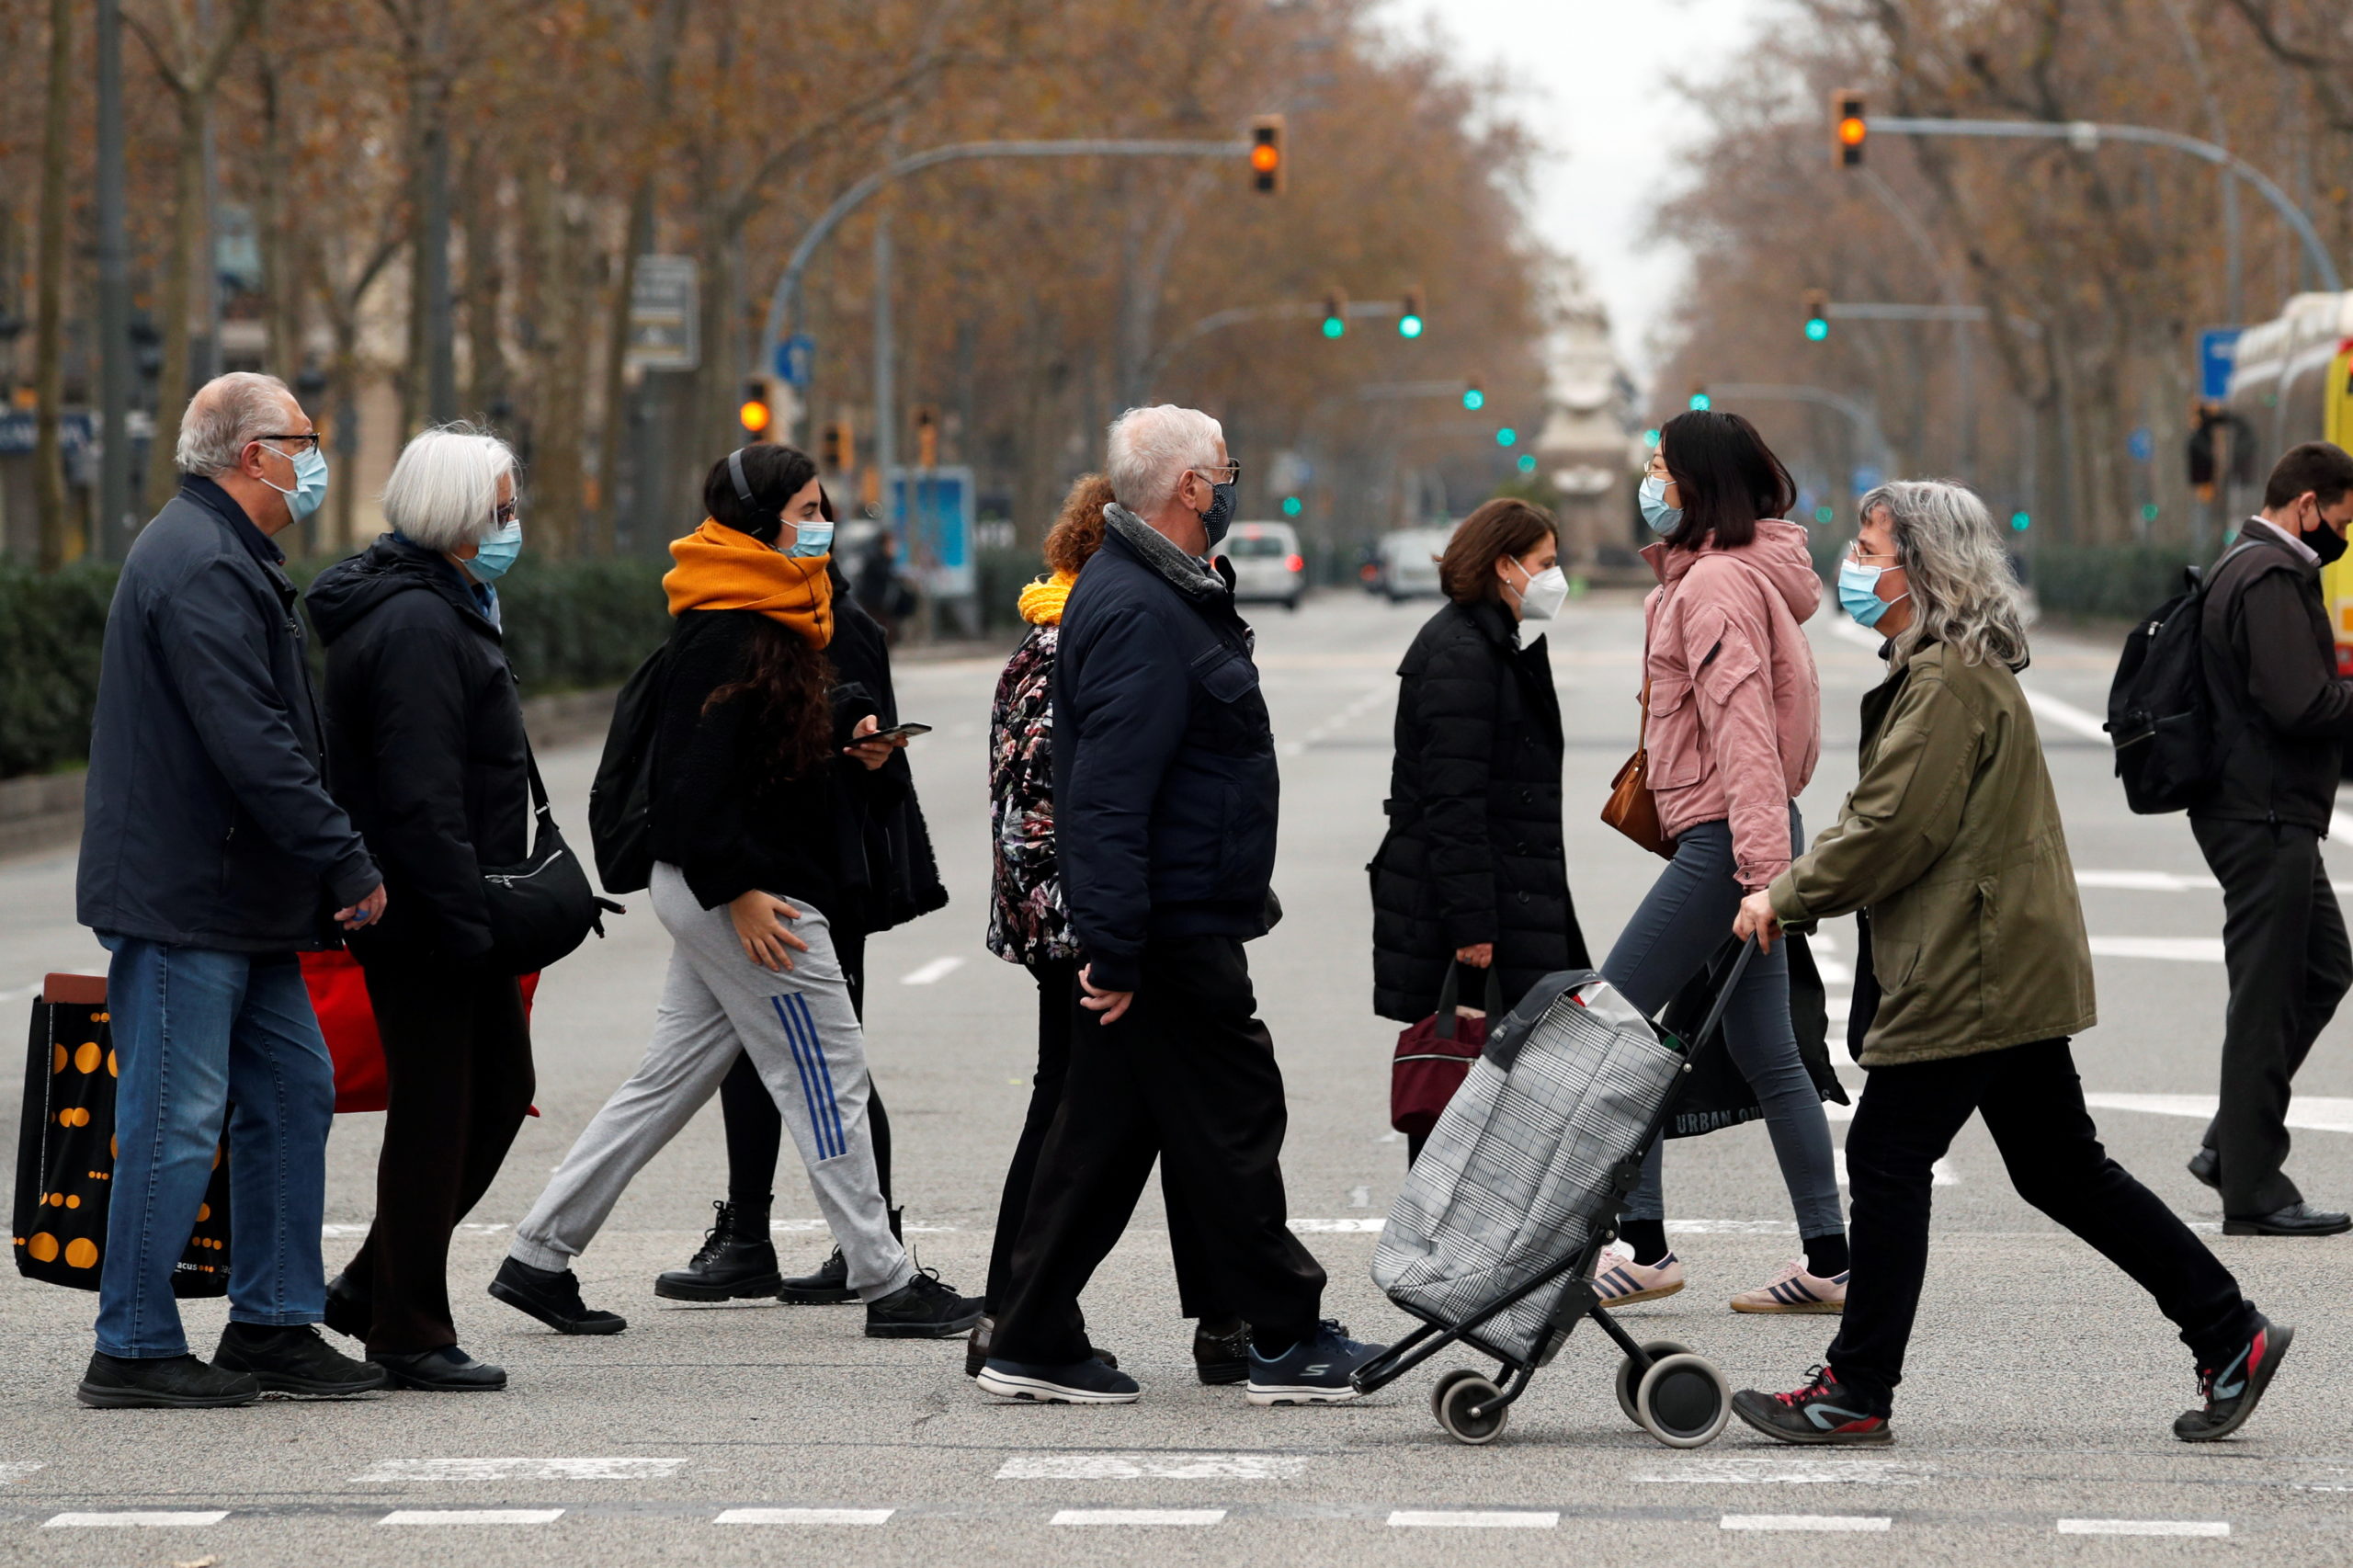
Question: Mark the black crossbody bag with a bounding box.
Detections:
[481,747,622,975]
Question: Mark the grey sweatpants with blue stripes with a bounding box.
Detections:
[508,862,914,1300]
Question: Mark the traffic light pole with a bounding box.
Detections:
[1709,381,1895,478]
[1870,116,2342,292]
[756,136,1253,431]
[1142,298,1408,392]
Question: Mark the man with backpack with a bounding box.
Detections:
[2189,440,2353,1236]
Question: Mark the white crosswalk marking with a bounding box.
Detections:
[900,955,965,985]
[43,1511,226,1528]
[378,1509,564,1525]
[354,1458,682,1482]
[1722,1514,1892,1531]
[1636,1457,1933,1485]
[2086,1093,2353,1134]
[2089,936,2226,962]
[0,1461,44,1483]
[716,1508,894,1525]
[1387,1510,1559,1528]
[2057,1519,2229,1537]
[1051,1508,1226,1526]
[998,1454,1305,1481]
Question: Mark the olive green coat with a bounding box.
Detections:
[1768,642,2096,1067]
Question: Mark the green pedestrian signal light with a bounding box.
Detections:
[1280,495,1302,517]
[1516,454,1537,474]
[2010,510,2031,532]
[1461,387,1484,411]
[1495,426,1517,448]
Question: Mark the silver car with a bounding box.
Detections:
[1217,522,1308,610]
[1376,528,1453,601]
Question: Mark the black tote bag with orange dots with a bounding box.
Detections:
[12,974,231,1296]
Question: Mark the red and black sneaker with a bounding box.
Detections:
[1730,1364,1892,1445]
[2175,1316,2293,1443]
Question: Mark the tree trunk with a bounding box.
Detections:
[256,38,303,381]
[145,92,208,512]
[462,145,507,422]
[33,0,74,570]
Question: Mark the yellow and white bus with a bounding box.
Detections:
[2224,290,2353,671]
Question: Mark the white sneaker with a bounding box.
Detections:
[1590,1244,1685,1305]
[1729,1257,1847,1314]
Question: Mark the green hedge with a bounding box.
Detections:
[0,554,675,782]
[2019,543,2200,623]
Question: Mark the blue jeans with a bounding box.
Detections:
[96,937,335,1358]
[1602,807,1846,1241]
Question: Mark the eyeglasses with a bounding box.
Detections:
[1192,460,1242,485]
[258,431,321,455]
[494,501,518,526]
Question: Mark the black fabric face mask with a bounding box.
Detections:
[1200,480,1237,551]
[2301,519,2348,566]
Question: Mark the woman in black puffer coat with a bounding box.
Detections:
[1371,498,1589,1045]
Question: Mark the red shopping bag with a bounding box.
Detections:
[301,950,540,1115]
[1388,961,1504,1137]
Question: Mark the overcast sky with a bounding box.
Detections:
[1377,0,1778,386]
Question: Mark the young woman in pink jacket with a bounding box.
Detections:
[1590,410,1847,1315]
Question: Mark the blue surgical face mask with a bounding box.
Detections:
[1638,473,1682,534]
[256,441,329,522]
[785,519,834,559]
[468,517,523,582]
[1838,557,1906,629]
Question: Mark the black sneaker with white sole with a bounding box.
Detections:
[1245,1320,1385,1405]
[2176,1316,2292,1442]
[864,1269,983,1338]
[977,1356,1142,1403]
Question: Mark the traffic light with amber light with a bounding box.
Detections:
[1322,289,1347,340]
[1249,114,1285,195]
[1399,287,1426,339]
[1802,290,1831,343]
[1833,90,1867,168]
[739,379,774,439]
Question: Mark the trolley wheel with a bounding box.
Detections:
[1634,1353,1731,1448]
[1434,1373,1509,1446]
[1613,1340,1694,1427]
[1429,1368,1482,1423]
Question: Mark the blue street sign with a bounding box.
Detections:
[2128,426,2154,462]
[2199,328,2241,402]
[773,333,815,387]
[1850,466,1881,494]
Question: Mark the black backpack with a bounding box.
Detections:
[588,642,671,894]
[2105,541,2255,814]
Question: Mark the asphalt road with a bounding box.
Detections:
[5,585,2352,1566]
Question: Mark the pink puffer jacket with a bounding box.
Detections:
[1638,518,1823,890]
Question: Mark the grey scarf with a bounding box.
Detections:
[1103,502,1226,603]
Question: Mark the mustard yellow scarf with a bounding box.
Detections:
[663,519,832,649]
[1017,569,1077,626]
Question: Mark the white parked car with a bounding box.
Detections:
[1376,527,1453,601]
[1217,522,1308,610]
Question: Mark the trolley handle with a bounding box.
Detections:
[1683,936,1758,1061]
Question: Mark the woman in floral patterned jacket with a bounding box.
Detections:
[970,474,1245,1381]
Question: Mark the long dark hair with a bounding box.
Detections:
[704,443,819,544]
[699,444,835,778]
[1656,411,1795,551]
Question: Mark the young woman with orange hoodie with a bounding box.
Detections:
[490,444,981,1342]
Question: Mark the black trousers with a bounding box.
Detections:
[991,936,1326,1366]
[2190,815,2352,1215]
[983,957,1225,1318]
[1826,1038,2253,1414]
[716,926,892,1208]
[347,957,535,1352]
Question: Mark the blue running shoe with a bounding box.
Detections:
[1245,1320,1386,1405]
[976,1356,1141,1404]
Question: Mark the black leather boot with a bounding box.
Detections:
[777,1206,899,1305]
[654,1199,783,1301]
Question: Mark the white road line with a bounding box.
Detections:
[1666,1219,1797,1234]
[43,1511,227,1528]
[2089,936,2226,962]
[1289,1217,1384,1233]
[2077,870,2219,892]
[1814,959,1854,984]
[0,1461,43,1483]
[2021,688,2109,742]
[1833,1150,1956,1187]
[2057,1518,2229,1537]
[378,1509,564,1526]
[1634,1457,1933,1485]
[716,1508,894,1525]
[999,1454,1305,1481]
[1387,1510,1560,1528]
[1051,1508,1225,1527]
[354,1458,683,1483]
[1722,1514,1891,1531]
[1280,684,1391,756]
[2086,1092,2353,1134]
[900,956,965,985]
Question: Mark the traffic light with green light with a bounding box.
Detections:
[1516,454,1537,474]
[1495,427,1517,448]
[1322,289,1347,339]
[1280,495,1302,517]
[1461,386,1484,411]
[1802,289,1830,343]
[2010,510,2031,532]
[1688,385,1711,412]
[1398,287,1425,339]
